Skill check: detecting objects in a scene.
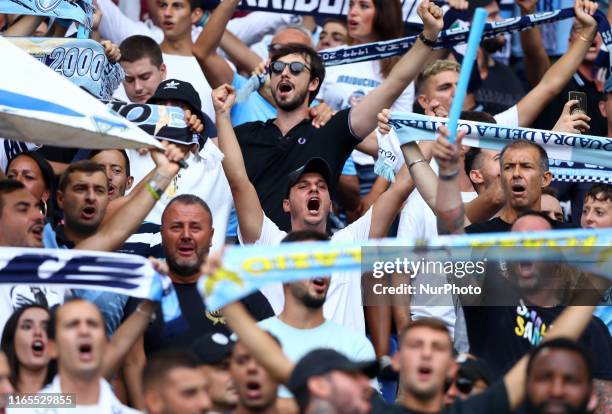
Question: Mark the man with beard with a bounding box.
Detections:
[227,0,444,232]
[433,129,612,413]
[121,194,273,409]
[524,338,599,414]
[257,231,377,407]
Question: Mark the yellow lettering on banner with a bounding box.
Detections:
[242,257,273,275]
[348,248,362,262]
[204,268,244,296]
[289,253,311,269]
[275,255,288,270]
[314,251,339,266]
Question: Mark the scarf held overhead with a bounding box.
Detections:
[200,228,612,310]
[0,0,93,30]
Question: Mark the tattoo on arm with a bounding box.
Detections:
[594,379,611,414]
[436,206,465,235]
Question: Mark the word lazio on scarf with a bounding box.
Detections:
[1,0,93,30]
[200,228,612,310]
[0,247,182,327]
[8,37,124,100]
[106,101,195,144]
[389,111,611,173]
[317,8,612,66]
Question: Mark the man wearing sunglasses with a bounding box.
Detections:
[223,0,444,233]
[444,357,493,406]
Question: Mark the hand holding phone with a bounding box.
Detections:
[569,91,587,115]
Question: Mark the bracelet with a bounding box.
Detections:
[418,32,437,48]
[136,304,156,323]
[439,169,459,181]
[408,159,426,170]
[577,33,595,43]
[145,181,162,201]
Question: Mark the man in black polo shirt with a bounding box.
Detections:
[229,1,443,231]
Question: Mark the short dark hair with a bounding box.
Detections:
[46,298,105,341]
[119,35,163,67]
[499,141,549,173]
[398,317,451,345]
[0,179,26,217]
[461,111,497,179]
[584,183,612,203]
[58,161,107,193]
[88,149,131,177]
[541,186,559,198]
[162,194,212,223]
[281,230,330,243]
[515,210,556,228]
[527,338,593,384]
[270,43,325,105]
[142,349,201,391]
[322,18,347,29]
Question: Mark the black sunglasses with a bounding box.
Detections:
[268,61,311,76]
[444,376,475,394]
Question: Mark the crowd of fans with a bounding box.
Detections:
[0,0,611,412]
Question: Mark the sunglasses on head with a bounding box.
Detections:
[444,376,475,394]
[268,60,310,76]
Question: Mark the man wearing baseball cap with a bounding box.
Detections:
[214,82,414,334]
[192,332,238,414]
[126,78,233,252]
[287,349,379,414]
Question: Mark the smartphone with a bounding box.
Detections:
[569,91,587,115]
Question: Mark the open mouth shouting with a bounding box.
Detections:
[511,182,527,198]
[77,341,94,362]
[29,222,44,242]
[177,242,196,258]
[311,277,328,295]
[80,205,97,221]
[307,196,321,215]
[417,364,434,381]
[31,339,45,357]
[277,81,294,98]
[245,379,263,400]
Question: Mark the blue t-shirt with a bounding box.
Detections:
[258,317,377,397]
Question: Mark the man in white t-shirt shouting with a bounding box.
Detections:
[14,299,139,413]
[212,84,414,334]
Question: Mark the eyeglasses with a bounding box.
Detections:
[444,376,475,394]
[268,60,311,76]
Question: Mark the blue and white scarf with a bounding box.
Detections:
[0,0,93,31]
[319,8,612,67]
[0,247,184,332]
[201,228,612,309]
[8,37,124,101]
[375,112,612,183]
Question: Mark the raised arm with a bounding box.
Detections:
[516,0,598,127]
[517,0,551,87]
[75,143,186,251]
[503,304,598,410]
[369,166,414,238]
[192,0,242,88]
[213,84,265,244]
[219,30,264,75]
[3,15,44,36]
[349,0,444,138]
[432,126,467,235]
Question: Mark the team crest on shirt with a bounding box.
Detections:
[297,137,307,145]
[206,309,227,325]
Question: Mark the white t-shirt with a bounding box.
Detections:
[239,208,374,335]
[162,53,214,119]
[258,317,377,397]
[8,376,140,413]
[318,60,414,165]
[126,140,232,252]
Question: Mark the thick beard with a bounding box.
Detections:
[523,395,591,414]
[273,86,310,111]
[166,255,203,278]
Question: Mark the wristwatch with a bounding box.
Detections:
[418,32,437,48]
